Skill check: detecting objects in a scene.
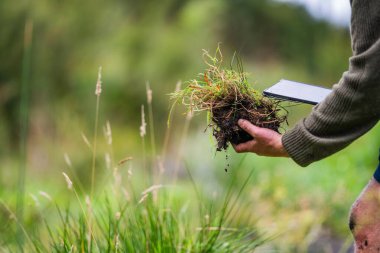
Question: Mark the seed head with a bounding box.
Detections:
[115,234,120,250]
[175,80,182,92]
[62,172,73,190]
[118,156,133,166]
[113,167,121,189]
[140,105,146,137]
[138,194,148,204]
[30,194,40,207]
[64,153,72,167]
[39,191,52,201]
[105,120,112,145]
[127,167,133,178]
[146,82,152,104]
[81,132,92,149]
[142,184,163,195]
[95,66,102,96]
[105,153,111,170]
[85,195,92,210]
[122,187,130,201]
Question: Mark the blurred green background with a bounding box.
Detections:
[1,0,379,252]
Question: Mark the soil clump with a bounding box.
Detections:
[171,48,287,151]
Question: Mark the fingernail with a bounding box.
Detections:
[238,119,244,125]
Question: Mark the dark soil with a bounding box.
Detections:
[211,95,285,151]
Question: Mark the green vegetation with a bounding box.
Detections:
[2,166,267,253]
[1,70,268,252]
[1,0,378,252]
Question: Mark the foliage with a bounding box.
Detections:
[0,0,351,151]
[0,68,268,252]
[1,0,372,252]
[1,174,268,253]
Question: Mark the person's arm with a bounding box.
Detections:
[234,0,380,166]
[282,0,380,166]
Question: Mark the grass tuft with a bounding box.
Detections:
[171,46,287,151]
[1,67,269,252]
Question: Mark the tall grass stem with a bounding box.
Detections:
[91,66,102,199]
[16,19,33,252]
[140,104,148,182]
[1,200,35,252]
[146,82,156,174]
[162,81,181,162]
[173,110,193,181]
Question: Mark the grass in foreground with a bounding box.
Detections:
[0,158,268,253]
[0,67,269,252]
[40,169,266,253]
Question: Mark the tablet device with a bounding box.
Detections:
[263,79,332,105]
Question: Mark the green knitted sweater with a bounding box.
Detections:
[282,0,380,167]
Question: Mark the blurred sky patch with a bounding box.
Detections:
[275,0,351,27]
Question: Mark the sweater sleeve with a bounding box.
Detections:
[282,0,380,167]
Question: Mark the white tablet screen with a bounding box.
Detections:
[263,79,332,105]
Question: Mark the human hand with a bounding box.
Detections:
[232,119,289,157]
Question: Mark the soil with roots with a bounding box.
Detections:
[210,94,285,151]
[171,48,287,152]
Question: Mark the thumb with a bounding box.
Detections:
[238,119,259,138]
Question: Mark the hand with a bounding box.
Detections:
[232,119,289,157]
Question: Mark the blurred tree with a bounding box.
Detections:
[0,0,351,155]
[221,0,351,80]
[0,1,28,151]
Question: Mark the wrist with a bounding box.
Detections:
[278,138,289,157]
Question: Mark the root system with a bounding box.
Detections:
[171,47,287,151]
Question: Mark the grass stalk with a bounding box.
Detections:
[162,81,181,162]
[91,95,100,199]
[6,61,267,252]
[146,82,157,182]
[140,104,147,164]
[91,66,102,200]
[173,110,193,181]
[88,66,102,252]
[16,19,33,252]
[62,172,99,251]
[1,200,35,252]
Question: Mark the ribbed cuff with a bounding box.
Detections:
[373,165,380,183]
[374,150,380,183]
[282,123,316,167]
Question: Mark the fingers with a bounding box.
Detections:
[234,119,263,153]
[233,140,257,153]
[238,119,261,138]
[234,119,287,157]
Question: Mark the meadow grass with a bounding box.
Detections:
[30,168,267,253]
[2,50,372,252]
[16,19,34,252]
[0,68,268,252]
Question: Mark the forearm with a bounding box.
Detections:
[283,46,380,166]
[282,0,380,167]
[282,117,378,167]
